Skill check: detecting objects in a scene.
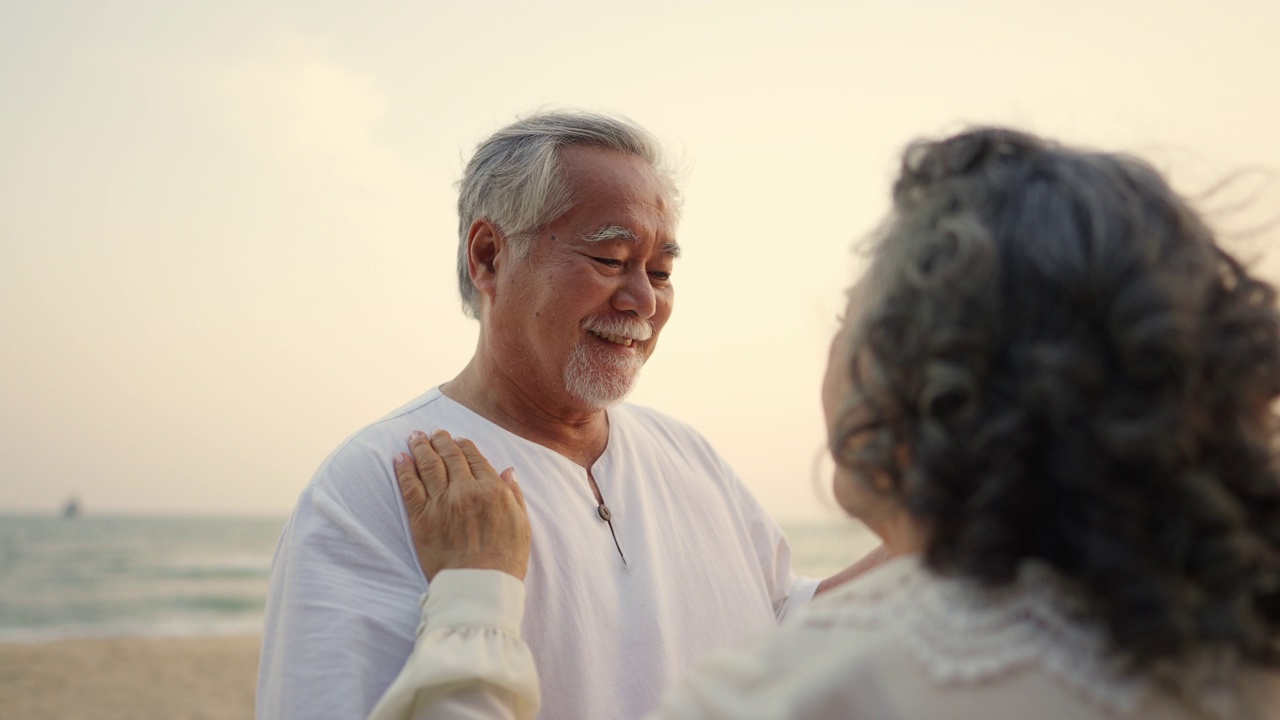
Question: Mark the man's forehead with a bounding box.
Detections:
[582,224,681,258]
[559,146,679,213]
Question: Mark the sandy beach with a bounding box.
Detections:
[0,634,260,720]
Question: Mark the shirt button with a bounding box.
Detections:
[597,504,612,521]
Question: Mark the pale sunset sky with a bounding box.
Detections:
[2,1,1278,520]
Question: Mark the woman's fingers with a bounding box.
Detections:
[459,440,528,520]
[396,431,532,582]
[393,452,427,516]
[429,431,476,488]
[499,467,528,515]
[405,431,509,499]
[409,431,449,499]
[457,438,501,484]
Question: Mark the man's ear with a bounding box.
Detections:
[467,219,504,301]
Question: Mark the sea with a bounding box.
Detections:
[0,514,877,643]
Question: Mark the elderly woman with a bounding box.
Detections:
[370,128,1280,719]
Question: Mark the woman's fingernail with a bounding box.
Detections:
[394,452,408,464]
[409,430,426,440]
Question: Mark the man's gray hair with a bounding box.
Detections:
[455,110,678,318]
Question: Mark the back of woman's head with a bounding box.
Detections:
[835,127,1280,670]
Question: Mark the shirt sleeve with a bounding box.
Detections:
[257,440,428,720]
[720,453,820,622]
[763,530,821,623]
[366,570,541,720]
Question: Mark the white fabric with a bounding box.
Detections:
[375,558,1280,720]
[368,570,538,720]
[257,387,818,720]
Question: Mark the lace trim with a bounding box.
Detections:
[800,557,1240,718]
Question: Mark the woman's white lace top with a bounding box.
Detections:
[793,555,1243,719]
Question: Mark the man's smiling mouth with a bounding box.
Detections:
[588,329,636,347]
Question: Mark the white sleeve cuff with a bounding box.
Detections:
[778,575,822,622]
[371,569,538,720]
[421,569,527,637]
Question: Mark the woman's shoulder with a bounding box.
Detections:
[798,556,1133,698]
[653,591,909,719]
[658,557,1280,718]
[786,555,1280,719]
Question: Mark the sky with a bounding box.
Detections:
[1,0,1278,520]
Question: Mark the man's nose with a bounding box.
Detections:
[613,268,657,318]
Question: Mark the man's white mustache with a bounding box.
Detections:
[582,316,654,342]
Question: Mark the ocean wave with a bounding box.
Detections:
[0,615,266,644]
[151,562,271,580]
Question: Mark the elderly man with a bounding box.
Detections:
[258,112,849,720]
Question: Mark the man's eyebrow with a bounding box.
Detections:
[582,225,636,244]
[581,225,682,259]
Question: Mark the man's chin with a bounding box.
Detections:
[564,371,640,410]
[564,342,645,409]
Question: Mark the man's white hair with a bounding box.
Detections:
[455,110,679,318]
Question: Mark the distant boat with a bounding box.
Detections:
[62,496,81,519]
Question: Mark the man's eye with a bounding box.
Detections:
[592,257,624,268]
[649,271,671,282]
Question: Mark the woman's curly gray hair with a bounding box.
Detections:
[834,127,1280,671]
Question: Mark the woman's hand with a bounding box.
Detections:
[394,430,531,581]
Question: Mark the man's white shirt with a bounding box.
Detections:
[257,387,818,720]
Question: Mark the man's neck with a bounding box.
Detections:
[442,357,611,469]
